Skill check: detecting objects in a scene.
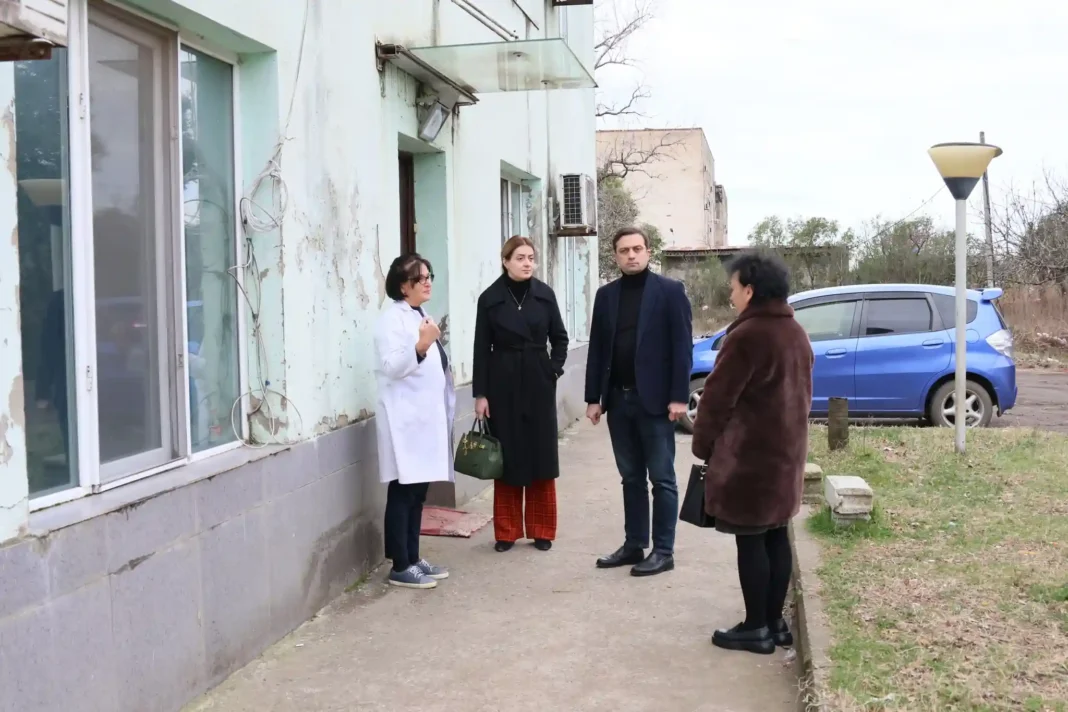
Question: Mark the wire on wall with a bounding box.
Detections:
[226,0,312,447]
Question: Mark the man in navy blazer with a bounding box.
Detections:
[584,226,693,576]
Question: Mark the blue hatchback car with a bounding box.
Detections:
[682,284,1017,433]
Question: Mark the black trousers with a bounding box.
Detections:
[735,526,793,630]
[384,480,429,572]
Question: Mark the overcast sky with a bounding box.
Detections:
[595,0,1066,245]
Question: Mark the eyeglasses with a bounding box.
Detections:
[409,273,434,286]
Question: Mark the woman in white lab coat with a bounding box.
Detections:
[374,253,456,589]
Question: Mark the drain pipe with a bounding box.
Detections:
[450,0,518,40]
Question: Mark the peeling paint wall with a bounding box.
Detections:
[208,0,598,438]
[0,0,598,535]
[0,64,29,542]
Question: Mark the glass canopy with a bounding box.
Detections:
[407,38,595,94]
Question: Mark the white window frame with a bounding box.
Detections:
[500,176,531,243]
[29,0,246,511]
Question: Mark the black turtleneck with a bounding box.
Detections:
[610,268,649,389]
[505,275,531,305]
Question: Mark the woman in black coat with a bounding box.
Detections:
[473,236,569,552]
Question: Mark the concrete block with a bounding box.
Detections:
[194,461,265,530]
[802,463,824,503]
[0,599,54,712]
[316,419,373,477]
[0,539,47,619]
[824,475,874,516]
[105,487,195,574]
[46,516,108,598]
[262,440,321,499]
[48,579,118,712]
[199,509,271,684]
[111,541,206,712]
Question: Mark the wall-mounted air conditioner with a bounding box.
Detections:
[0,0,67,62]
[558,173,597,233]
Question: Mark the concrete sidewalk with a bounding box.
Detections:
[184,422,799,712]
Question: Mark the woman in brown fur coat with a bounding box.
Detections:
[691,251,814,655]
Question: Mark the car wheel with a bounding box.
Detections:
[927,380,994,428]
[679,377,706,434]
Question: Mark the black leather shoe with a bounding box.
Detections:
[534,539,552,551]
[494,541,514,552]
[596,545,645,568]
[630,551,675,577]
[712,623,776,655]
[770,618,793,647]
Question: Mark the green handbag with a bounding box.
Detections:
[453,418,504,481]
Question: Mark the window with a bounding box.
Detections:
[558,5,570,44]
[863,298,933,336]
[930,294,978,329]
[794,301,857,342]
[500,177,530,243]
[15,1,243,503]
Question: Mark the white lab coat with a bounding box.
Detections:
[374,300,456,485]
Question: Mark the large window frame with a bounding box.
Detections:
[29,0,247,511]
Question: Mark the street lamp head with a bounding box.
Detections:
[928,142,1003,201]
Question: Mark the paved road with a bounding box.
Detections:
[185,422,799,712]
[994,370,1068,433]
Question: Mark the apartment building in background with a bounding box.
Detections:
[0,1,598,709]
[596,127,727,277]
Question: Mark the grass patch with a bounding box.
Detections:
[345,571,370,593]
[806,425,1068,711]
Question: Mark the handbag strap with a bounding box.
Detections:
[471,417,487,434]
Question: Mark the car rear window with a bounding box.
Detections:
[931,294,978,328]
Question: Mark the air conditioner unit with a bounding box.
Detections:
[558,173,597,232]
[0,0,68,62]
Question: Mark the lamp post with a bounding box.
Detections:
[927,142,1002,454]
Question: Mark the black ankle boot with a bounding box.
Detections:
[494,541,514,552]
[534,539,552,551]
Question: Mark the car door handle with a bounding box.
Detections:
[825,348,847,357]
[922,339,944,348]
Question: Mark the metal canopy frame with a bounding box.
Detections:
[375,42,479,109]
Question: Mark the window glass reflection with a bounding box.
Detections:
[16,50,78,497]
[181,47,240,451]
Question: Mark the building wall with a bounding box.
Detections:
[596,127,726,250]
[0,0,598,709]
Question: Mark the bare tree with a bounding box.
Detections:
[596,129,683,185]
[989,171,1068,288]
[593,0,684,186]
[594,0,655,120]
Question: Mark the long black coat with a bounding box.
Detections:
[472,276,569,487]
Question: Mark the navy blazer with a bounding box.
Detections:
[584,271,693,416]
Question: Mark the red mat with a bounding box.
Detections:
[420,505,493,538]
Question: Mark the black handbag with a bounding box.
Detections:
[680,463,715,528]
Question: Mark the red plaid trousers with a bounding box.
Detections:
[493,479,557,542]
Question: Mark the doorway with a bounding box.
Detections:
[398,152,416,254]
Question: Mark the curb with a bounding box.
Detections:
[789,505,833,711]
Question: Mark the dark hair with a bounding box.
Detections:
[385,253,433,301]
[501,235,536,273]
[726,250,790,304]
[612,226,649,251]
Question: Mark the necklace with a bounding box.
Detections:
[509,287,528,311]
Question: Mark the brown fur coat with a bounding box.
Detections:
[691,301,814,528]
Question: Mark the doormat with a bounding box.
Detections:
[420,506,492,538]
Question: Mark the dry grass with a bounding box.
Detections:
[692,306,734,338]
[806,425,1068,712]
[999,288,1068,369]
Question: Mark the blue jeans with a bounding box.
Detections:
[605,388,679,555]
